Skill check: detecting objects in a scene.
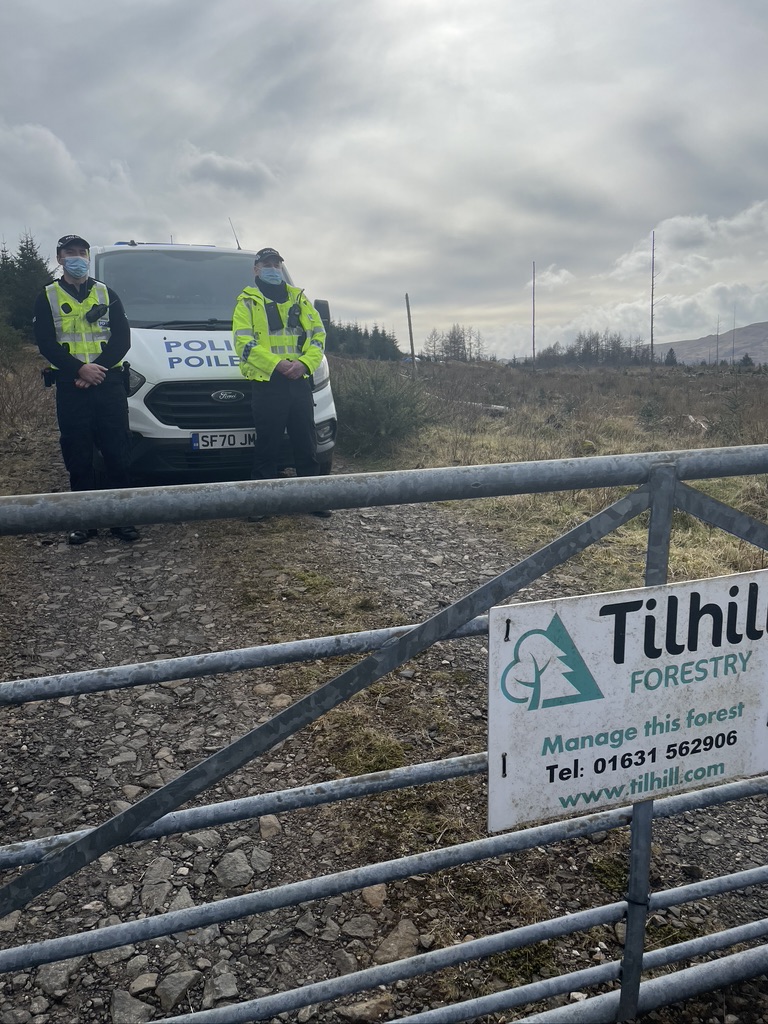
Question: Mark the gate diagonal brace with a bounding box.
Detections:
[674,480,768,550]
[0,486,650,919]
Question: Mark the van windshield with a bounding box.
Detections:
[94,248,280,329]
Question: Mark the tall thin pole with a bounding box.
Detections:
[731,304,736,368]
[650,231,655,373]
[531,260,536,369]
[715,316,720,368]
[405,293,417,379]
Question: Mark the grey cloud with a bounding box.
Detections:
[181,147,276,193]
[660,217,717,252]
[533,266,575,289]
[0,121,80,198]
[659,281,768,334]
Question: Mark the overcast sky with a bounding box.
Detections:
[2,0,768,358]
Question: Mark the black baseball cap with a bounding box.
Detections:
[57,234,90,252]
[253,247,283,264]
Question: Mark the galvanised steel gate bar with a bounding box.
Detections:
[3,761,768,874]
[0,754,489,869]
[0,443,768,535]
[616,464,676,1019]
[396,920,768,1024]
[0,617,491,706]
[2,445,768,1022]
[520,943,768,1023]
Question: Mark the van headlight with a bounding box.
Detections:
[126,367,146,396]
[312,356,330,391]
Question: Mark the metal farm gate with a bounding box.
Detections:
[2,444,768,1022]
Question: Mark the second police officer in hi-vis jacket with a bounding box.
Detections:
[232,246,331,519]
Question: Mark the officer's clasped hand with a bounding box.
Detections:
[276,359,306,380]
[78,362,107,387]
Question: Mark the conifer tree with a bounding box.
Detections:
[0,241,13,324]
[325,319,400,360]
[0,232,52,337]
[8,231,52,333]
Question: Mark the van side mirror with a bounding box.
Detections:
[313,299,331,330]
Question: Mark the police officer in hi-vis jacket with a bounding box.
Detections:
[232,246,331,519]
[33,234,140,545]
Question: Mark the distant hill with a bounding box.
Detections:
[655,322,768,366]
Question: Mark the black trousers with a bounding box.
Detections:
[55,375,131,491]
[250,375,318,479]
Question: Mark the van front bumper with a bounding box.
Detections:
[128,420,336,482]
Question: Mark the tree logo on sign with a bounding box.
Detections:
[500,614,604,710]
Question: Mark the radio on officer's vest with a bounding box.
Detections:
[86,303,109,323]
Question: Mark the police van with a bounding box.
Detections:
[90,241,337,481]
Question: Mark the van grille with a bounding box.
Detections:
[144,381,253,428]
[154,448,255,474]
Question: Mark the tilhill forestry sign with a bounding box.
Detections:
[487,570,768,831]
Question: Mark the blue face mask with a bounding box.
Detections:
[258,266,283,285]
[62,257,89,279]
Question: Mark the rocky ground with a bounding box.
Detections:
[0,418,768,1024]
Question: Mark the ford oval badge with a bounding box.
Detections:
[211,390,245,402]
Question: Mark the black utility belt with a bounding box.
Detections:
[42,366,125,387]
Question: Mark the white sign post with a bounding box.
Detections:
[488,569,768,832]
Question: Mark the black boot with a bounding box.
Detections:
[68,528,97,546]
[110,526,141,542]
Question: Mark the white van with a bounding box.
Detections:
[90,242,337,482]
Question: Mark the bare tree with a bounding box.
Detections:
[421,328,442,361]
[441,324,469,361]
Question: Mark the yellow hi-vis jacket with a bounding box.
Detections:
[44,281,119,365]
[232,284,326,382]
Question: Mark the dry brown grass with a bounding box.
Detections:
[381,362,768,593]
[0,343,52,435]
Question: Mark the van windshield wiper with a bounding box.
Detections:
[142,318,232,329]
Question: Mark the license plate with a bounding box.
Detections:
[190,431,256,450]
